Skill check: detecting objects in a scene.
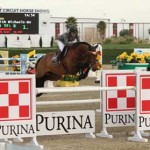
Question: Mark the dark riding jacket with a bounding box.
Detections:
[57,32,80,45]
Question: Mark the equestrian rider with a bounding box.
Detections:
[52,26,80,63]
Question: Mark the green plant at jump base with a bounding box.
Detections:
[60,75,79,83]
[55,75,80,87]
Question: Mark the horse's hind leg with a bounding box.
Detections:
[36,77,45,88]
[36,77,45,97]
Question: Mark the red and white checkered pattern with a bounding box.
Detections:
[0,79,32,121]
[140,76,150,114]
[106,74,135,111]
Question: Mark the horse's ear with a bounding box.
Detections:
[91,51,97,55]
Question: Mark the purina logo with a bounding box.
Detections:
[36,111,95,136]
[0,80,31,121]
[0,75,36,139]
[0,124,35,136]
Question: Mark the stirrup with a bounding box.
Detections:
[52,56,57,62]
[52,57,60,64]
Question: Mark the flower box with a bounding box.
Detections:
[117,63,148,70]
[55,80,80,87]
[111,51,150,70]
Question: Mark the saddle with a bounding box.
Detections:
[53,45,69,63]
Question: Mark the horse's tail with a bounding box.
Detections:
[35,56,43,69]
[35,56,45,97]
[36,77,46,97]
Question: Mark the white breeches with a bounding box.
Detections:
[57,41,65,52]
[57,40,78,52]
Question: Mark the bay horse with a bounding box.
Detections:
[35,42,100,88]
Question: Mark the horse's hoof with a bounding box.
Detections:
[36,93,43,97]
[95,80,100,84]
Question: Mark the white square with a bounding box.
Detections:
[9,106,19,119]
[141,89,150,100]
[19,94,30,105]
[0,95,8,106]
[127,90,135,97]
[117,75,127,86]
[117,98,127,109]
[8,81,19,94]
[107,91,117,98]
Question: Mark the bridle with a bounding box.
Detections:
[62,43,98,77]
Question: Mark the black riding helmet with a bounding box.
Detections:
[69,26,78,33]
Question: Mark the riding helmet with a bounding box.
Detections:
[69,26,78,33]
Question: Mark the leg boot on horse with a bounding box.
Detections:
[51,49,62,64]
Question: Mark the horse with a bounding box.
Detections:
[35,42,101,89]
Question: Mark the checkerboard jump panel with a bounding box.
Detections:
[106,73,136,111]
[0,79,32,121]
[140,76,150,114]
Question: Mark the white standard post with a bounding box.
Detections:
[44,80,54,88]
[0,143,6,150]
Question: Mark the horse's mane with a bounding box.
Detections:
[70,42,94,51]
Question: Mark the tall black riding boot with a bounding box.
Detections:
[52,50,62,63]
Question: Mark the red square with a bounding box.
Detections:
[108,98,117,109]
[19,106,29,117]
[142,100,150,111]
[9,94,19,106]
[127,76,135,86]
[0,82,8,94]
[108,76,117,86]
[0,107,8,118]
[117,90,126,97]
[19,82,29,93]
[127,97,135,108]
[142,78,150,89]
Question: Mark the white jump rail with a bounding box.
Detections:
[36,86,135,106]
[36,99,100,105]
[0,58,20,61]
[36,86,101,106]
[36,86,100,93]
[36,86,135,94]
[0,57,36,61]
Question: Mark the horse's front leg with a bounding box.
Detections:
[77,67,90,81]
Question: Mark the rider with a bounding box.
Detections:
[52,25,80,63]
